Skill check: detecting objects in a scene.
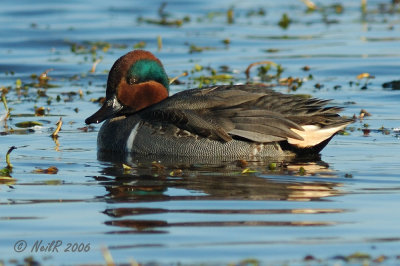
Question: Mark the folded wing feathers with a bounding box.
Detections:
[147,85,349,143]
[228,129,285,143]
[231,116,303,131]
[174,110,233,142]
[232,123,304,141]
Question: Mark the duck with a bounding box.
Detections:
[85,50,353,159]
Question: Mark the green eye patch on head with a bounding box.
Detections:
[127,59,170,91]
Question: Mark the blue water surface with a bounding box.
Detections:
[1,0,400,265]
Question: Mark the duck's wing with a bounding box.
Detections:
[140,85,351,143]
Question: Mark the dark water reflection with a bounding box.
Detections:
[96,153,345,235]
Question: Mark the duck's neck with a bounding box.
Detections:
[118,81,169,112]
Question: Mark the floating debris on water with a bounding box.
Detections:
[35,107,46,116]
[33,166,59,174]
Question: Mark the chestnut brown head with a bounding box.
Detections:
[85,50,169,124]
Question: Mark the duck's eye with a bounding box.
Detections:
[127,76,138,85]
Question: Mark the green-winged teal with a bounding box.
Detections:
[85,50,353,159]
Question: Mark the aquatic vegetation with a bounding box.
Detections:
[300,0,317,11]
[188,44,217,53]
[133,41,146,49]
[298,166,306,176]
[137,3,190,27]
[90,58,102,73]
[68,40,127,54]
[157,35,162,51]
[66,40,127,64]
[137,16,189,27]
[244,60,307,91]
[0,146,16,180]
[26,69,59,89]
[34,106,45,117]
[14,121,43,128]
[268,162,277,170]
[169,71,188,85]
[245,60,279,80]
[278,13,291,29]
[246,7,266,17]
[1,94,10,122]
[187,63,235,87]
[51,117,62,138]
[227,7,234,24]
[192,73,234,87]
[33,166,58,174]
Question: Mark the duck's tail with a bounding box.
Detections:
[283,118,354,156]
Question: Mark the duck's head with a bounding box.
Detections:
[85,50,169,124]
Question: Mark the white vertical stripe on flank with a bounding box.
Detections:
[125,122,140,152]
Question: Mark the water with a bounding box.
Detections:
[1,0,400,264]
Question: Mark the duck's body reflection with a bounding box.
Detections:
[95,152,346,234]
